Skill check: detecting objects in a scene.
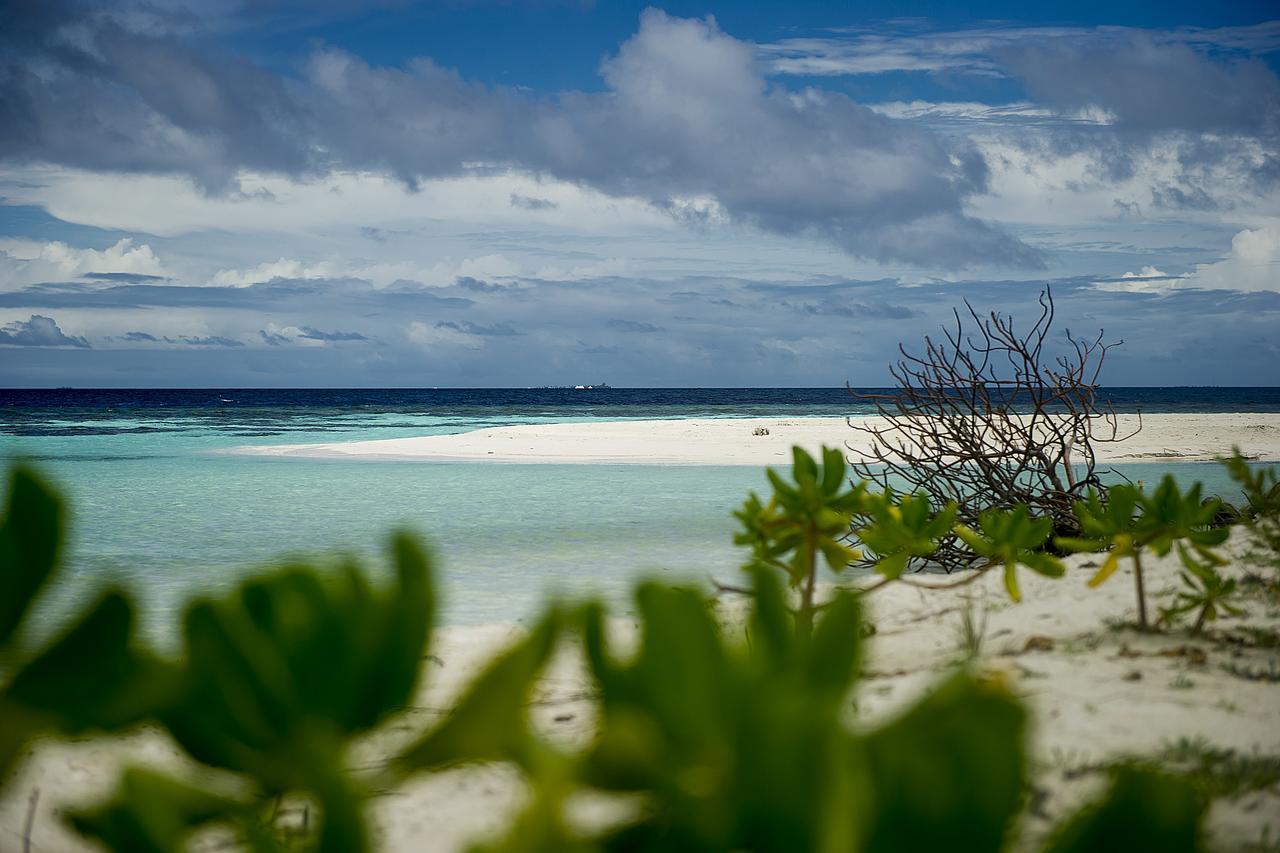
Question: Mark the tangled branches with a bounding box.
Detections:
[847,288,1139,573]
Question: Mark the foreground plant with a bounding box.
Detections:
[0,467,175,787]
[0,464,1223,851]
[1058,477,1229,631]
[733,446,865,638]
[487,566,1206,852]
[1221,446,1280,567]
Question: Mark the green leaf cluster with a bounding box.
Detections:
[954,506,1066,602]
[1056,476,1231,631]
[854,491,957,580]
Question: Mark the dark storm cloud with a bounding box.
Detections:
[0,313,89,347]
[0,4,1040,268]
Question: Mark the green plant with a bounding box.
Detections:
[0,467,176,788]
[1158,546,1243,633]
[855,490,958,581]
[1058,477,1229,631]
[1221,447,1280,564]
[953,505,1066,602]
[733,446,865,638]
[1,462,1224,852]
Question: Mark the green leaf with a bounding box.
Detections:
[1044,765,1205,853]
[6,590,176,732]
[69,767,250,853]
[397,610,561,771]
[0,466,64,648]
[803,592,863,702]
[746,564,793,673]
[861,672,1027,853]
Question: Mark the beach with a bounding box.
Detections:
[3,532,1277,851]
[233,412,1280,465]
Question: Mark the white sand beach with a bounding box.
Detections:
[231,413,1280,465]
[2,533,1278,851]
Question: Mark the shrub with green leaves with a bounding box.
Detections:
[1057,476,1230,631]
[733,446,866,637]
[953,505,1066,602]
[1221,446,1280,566]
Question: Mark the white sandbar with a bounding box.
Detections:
[233,413,1280,465]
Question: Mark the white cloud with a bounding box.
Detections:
[1096,223,1280,294]
[1181,222,1280,293]
[0,237,167,289]
[0,168,672,239]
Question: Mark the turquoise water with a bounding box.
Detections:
[1,396,1272,646]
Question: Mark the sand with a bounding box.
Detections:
[230,413,1280,465]
[3,533,1278,851]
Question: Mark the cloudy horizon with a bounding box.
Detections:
[1,1,1278,387]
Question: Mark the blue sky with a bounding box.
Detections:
[1,0,1278,387]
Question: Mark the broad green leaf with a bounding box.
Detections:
[6,590,175,732]
[69,767,249,853]
[1044,765,1205,853]
[397,610,561,771]
[746,564,793,672]
[861,672,1026,853]
[0,466,64,648]
[803,592,862,701]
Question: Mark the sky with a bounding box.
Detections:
[1,0,1278,387]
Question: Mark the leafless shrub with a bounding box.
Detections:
[846,287,1139,572]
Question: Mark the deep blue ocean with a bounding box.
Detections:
[2,387,1277,644]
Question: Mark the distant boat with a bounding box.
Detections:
[573,382,611,390]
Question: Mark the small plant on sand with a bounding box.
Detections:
[1221,446,1280,568]
[732,446,865,638]
[1057,476,1229,631]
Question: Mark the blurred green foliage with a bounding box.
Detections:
[0,460,1251,852]
[1221,446,1280,566]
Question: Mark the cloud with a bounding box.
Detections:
[176,335,243,347]
[606,318,664,333]
[434,320,519,336]
[0,237,167,289]
[510,193,558,211]
[0,314,89,347]
[407,320,484,349]
[81,271,169,283]
[298,326,368,341]
[0,6,1039,268]
[1181,223,1280,293]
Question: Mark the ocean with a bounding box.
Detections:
[3,387,1278,643]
